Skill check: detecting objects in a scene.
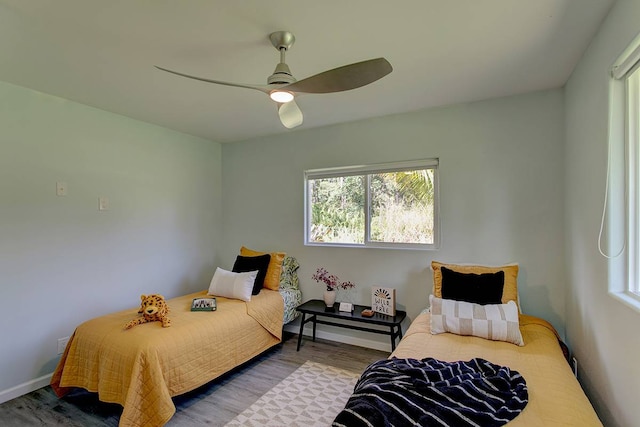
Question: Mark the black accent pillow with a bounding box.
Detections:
[440,266,504,305]
[232,254,271,295]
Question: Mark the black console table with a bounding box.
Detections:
[295,299,407,352]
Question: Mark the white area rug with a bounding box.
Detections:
[225,361,360,427]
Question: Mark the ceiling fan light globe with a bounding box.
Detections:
[270,90,294,103]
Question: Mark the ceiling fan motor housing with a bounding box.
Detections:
[267,62,296,85]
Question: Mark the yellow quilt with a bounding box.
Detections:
[51,290,284,427]
[391,313,602,426]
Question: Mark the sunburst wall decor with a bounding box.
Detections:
[371,287,396,316]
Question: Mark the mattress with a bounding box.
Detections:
[390,312,602,426]
[51,289,284,427]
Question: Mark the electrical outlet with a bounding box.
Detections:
[57,336,70,354]
[571,357,578,377]
[56,181,67,196]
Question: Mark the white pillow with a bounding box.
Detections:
[207,267,257,302]
[429,295,524,346]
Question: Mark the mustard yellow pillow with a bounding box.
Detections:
[240,246,286,291]
[431,261,519,308]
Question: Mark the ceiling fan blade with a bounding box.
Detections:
[278,100,303,129]
[155,66,272,94]
[283,58,392,94]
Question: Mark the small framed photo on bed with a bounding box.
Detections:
[191,297,217,312]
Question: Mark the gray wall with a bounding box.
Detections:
[221,89,566,347]
[0,81,222,399]
[5,6,637,421]
[565,0,640,426]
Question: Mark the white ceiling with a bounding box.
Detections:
[0,0,614,143]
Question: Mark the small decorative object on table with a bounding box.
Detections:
[372,287,396,316]
[339,302,354,312]
[312,267,355,309]
[191,297,217,312]
[323,290,336,309]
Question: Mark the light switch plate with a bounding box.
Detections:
[98,196,109,211]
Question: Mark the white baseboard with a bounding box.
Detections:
[0,373,53,404]
[283,324,392,353]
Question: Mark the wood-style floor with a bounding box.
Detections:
[0,331,389,426]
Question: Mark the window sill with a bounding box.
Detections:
[304,241,439,251]
[609,291,640,313]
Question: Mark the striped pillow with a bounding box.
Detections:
[429,295,524,346]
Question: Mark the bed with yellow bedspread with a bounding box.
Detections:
[388,312,602,426]
[50,289,283,427]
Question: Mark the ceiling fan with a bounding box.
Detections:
[155,31,392,129]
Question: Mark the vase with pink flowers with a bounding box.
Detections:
[312,267,355,307]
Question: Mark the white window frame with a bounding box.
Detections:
[626,68,640,299]
[304,159,440,250]
[607,32,640,311]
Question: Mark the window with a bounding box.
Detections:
[304,159,439,250]
[608,32,640,309]
[626,66,640,298]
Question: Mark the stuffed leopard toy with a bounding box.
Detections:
[124,294,171,329]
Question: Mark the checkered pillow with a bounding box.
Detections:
[429,295,524,346]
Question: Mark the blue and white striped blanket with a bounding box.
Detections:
[333,357,528,427]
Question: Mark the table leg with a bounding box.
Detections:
[390,325,403,352]
[390,326,396,351]
[296,313,306,351]
[312,314,317,341]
